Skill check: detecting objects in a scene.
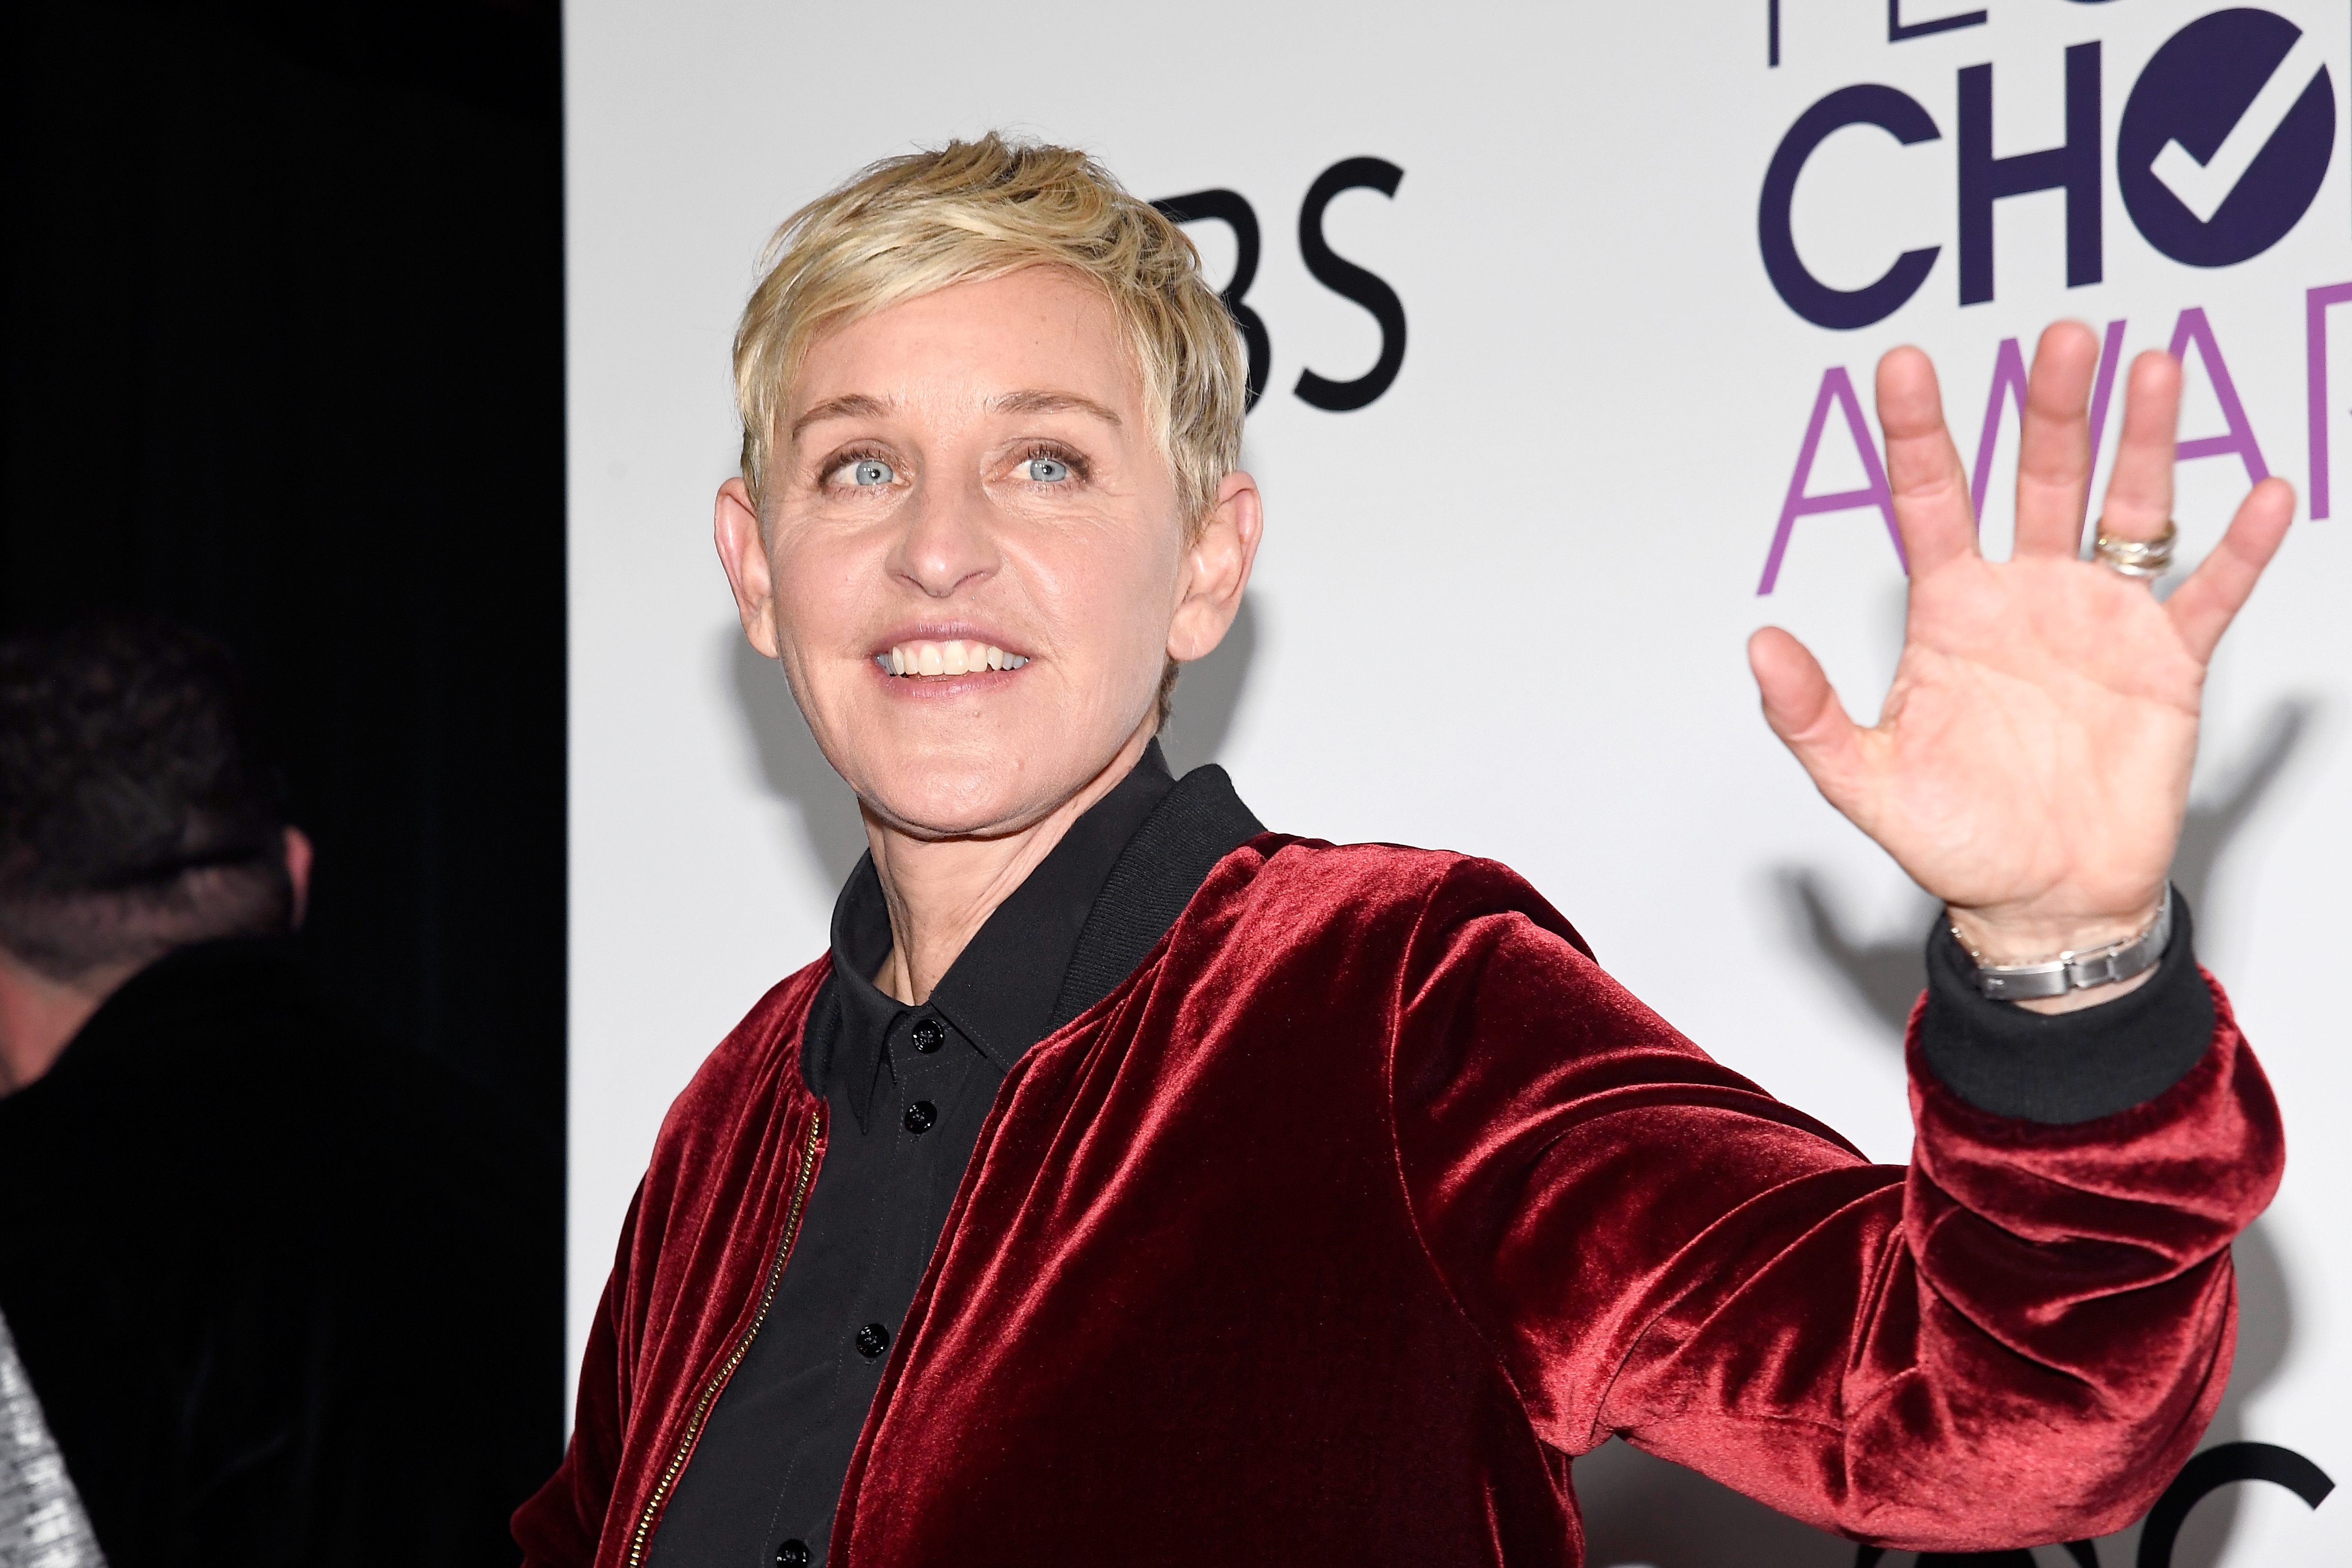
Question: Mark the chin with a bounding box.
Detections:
[846,734,1068,842]
[814,665,1155,841]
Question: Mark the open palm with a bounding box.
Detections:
[1750,322,2296,964]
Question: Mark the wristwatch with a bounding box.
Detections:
[1954,885,2174,1002]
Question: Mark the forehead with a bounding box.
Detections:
[788,268,1141,427]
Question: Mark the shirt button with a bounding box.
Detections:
[855,1321,890,1359]
[775,1542,811,1568]
[910,1017,945,1053]
[904,1100,937,1134]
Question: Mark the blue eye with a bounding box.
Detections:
[849,458,895,486]
[1025,457,1071,483]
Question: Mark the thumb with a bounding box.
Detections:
[1748,627,1867,810]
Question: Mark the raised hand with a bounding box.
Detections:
[1748,322,2295,1007]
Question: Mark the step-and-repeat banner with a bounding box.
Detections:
[565,2,2345,1560]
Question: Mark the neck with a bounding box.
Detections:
[865,726,1154,1005]
[0,947,139,1096]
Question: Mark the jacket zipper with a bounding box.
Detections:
[625,1106,826,1568]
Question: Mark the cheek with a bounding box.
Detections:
[767,533,863,654]
[760,549,868,724]
[1033,537,1181,691]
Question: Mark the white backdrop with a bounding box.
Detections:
[564,2,2347,1561]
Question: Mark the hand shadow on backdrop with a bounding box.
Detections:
[1759,699,2315,1568]
[1776,697,2319,1037]
[721,594,1262,886]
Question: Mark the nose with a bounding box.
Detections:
[886,469,999,599]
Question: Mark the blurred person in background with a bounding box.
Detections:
[0,620,556,1567]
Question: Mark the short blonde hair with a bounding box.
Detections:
[733,133,1246,532]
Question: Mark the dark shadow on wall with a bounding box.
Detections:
[1776,698,2319,1037]
[1577,1437,1852,1566]
[1161,594,1260,778]
[1779,869,1938,1035]
[726,628,872,888]
[2170,700,2316,926]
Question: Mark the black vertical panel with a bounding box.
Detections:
[1,0,566,1448]
[1,0,565,1124]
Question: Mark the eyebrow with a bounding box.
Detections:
[789,387,1123,443]
[790,393,890,441]
[987,389,1122,426]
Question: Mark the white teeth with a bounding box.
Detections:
[880,639,1025,677]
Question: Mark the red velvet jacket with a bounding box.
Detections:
[517,837,2279,1566]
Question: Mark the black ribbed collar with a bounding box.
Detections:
[824,740,1262,1119]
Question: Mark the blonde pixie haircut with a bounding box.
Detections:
[733,133,1248,534]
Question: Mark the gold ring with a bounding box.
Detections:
[2094,518,2176,580]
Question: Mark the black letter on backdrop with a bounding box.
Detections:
[1758,84,1943,330]
[1153,189,1270,410]
[1889,0,1987,42]
[2134,1442,2334,1568]
[1294,157,1407,411]
[1849,1441,2335,1568]
[1958,42,2102,305]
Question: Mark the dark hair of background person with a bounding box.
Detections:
[3,0,568,1460]
[0,616,562,1564]
[0,620,296,978]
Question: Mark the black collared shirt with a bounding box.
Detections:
[652,742,1265,1568]
[648,745,2215,1566]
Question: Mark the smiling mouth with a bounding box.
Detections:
[874,639,1030,677]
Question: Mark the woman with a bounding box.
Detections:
[518,135,2290,1567]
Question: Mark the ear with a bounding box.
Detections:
[1168,471,1264,663]
[284,826,314,929]
[715,478,782,658]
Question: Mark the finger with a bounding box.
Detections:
[2012,321,2100,558]
[1875,346,1979,576]
[2095,351,2182,546]
[1749,627,1870,813]
[2166,477,2295,664]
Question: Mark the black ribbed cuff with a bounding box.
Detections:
[1918,888,2213,1125]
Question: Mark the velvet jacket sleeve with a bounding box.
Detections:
[1389,859,2281,1554]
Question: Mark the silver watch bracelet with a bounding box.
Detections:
[1952,885,2175,1002]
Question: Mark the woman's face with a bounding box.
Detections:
[716,267,1258,842]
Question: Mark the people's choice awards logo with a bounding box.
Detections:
[2120,8,2336,268]
[1755,5,2352,597]
[1759,7,2338,330]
